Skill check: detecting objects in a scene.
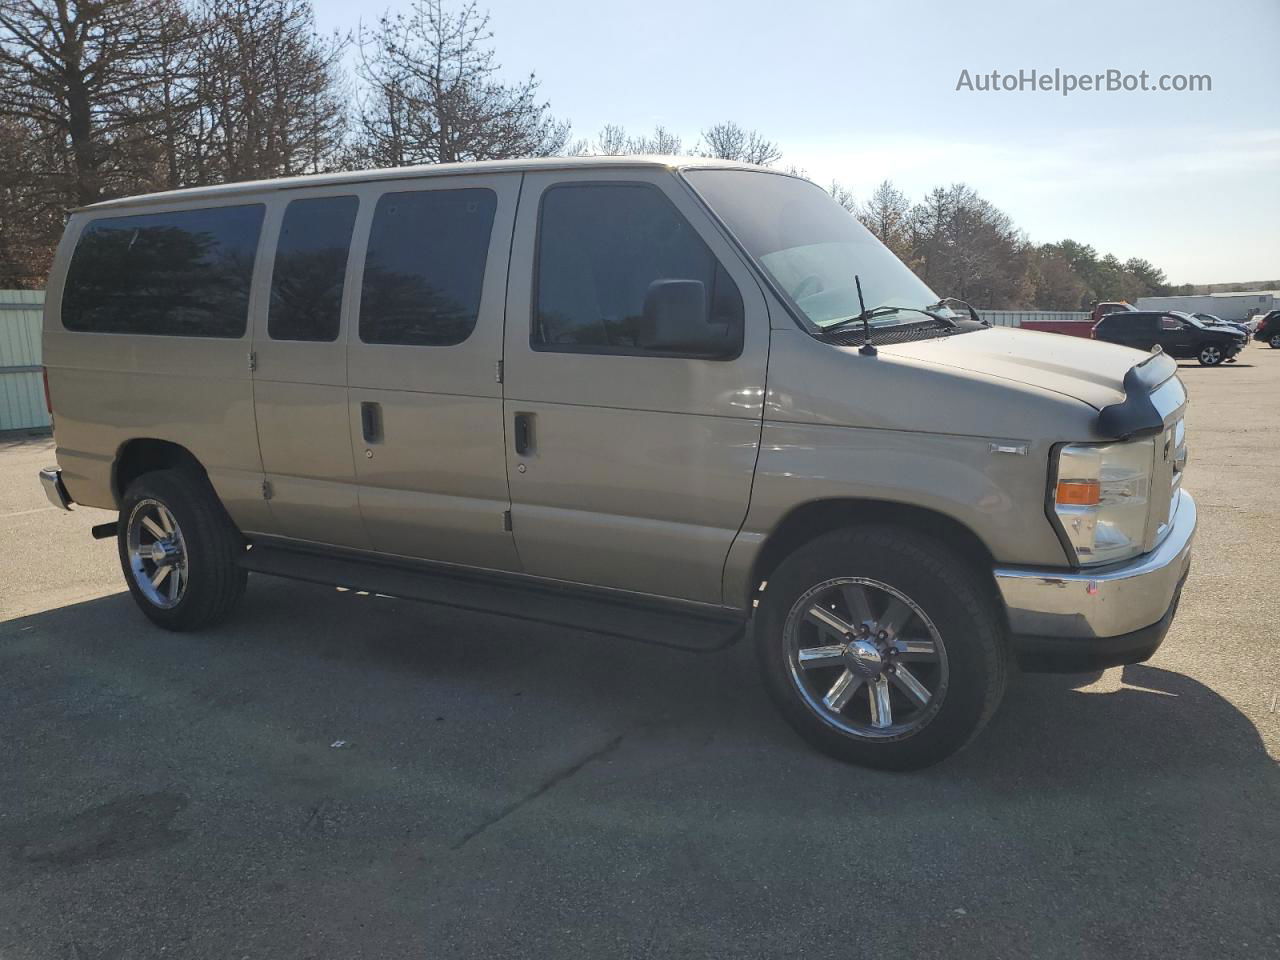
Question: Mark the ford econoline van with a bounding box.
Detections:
[38,157,1195,769]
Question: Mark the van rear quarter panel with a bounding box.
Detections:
[43,210,272,531]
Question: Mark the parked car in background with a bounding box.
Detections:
[1093,310,1246,365]
[1193,313,1251,361]
[1089,301,1137,325]
[1194,312,1250,339]
[1253,309,1280,348]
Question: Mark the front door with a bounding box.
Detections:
[346,173,521,571]
[500,170,769,604]
[1159,315,1197,357]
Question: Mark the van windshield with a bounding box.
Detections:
[683,169,941,329]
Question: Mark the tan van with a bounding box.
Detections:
[38,157,1195,769]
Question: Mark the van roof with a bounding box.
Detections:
[77,155,777,213]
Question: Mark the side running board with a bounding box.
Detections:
[239,541,745,654]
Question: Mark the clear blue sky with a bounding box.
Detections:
[313,0,1280,285]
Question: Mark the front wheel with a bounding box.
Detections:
[1269,334,1280,349]
[1198,343,1225,366]
[118,468,247,630]
[755,527,1008,770]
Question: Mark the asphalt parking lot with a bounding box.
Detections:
[2,350,1278,959]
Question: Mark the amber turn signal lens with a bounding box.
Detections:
[1056,479,1101,506]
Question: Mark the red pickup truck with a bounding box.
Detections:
[1020,303,1135,339]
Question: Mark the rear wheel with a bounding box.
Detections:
[755,527,1007,770]
[1198,343,1225,366]
[1270,334,1280,349]
[118,469,246,630]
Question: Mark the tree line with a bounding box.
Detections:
[0,0,1186,309]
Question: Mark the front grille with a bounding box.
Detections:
[1153,417,1186,545]
[1168,417,1187,526]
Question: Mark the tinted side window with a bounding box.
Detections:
[534,183,744,358]
[359,188,496,346]
[63,204,264,337]
[269,196,358,342]
[1103,314,1143,331]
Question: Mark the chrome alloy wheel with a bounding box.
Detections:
[126,499,188,609]
[783,578,949,739]
[1200,344,1222,364]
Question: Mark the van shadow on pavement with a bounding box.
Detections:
[2,578,1277,959]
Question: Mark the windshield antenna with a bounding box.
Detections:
[854,275,876,356]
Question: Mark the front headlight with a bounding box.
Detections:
[1051,439,1155,566]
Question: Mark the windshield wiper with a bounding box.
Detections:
[930,296,988,326]
[820,304,957,336]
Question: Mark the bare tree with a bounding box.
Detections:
[699,121,781,165]
[624,125,681,154]
[828,179,856,213]
[857,179,911,259]
[196,0,348,182]
[0,0,189,205]
[591,123,629,155]
[0,115,63,285]
[354,0,569,166]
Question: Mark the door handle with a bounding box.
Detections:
[513,413,532,455]
[361,401,382,443]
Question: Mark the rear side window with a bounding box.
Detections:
[359,188,497,346]
[533,183,744,358]
[269,196,358,342]
[63,204,264,337]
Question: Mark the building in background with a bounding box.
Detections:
[1135,291,1279,321]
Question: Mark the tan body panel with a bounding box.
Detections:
[716,327,1096,606]
[42,204,272,533]
[249,186,368,549]
[500,168,770,604]
[343,171,521,570]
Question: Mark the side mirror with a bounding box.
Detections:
[639,279,726,355]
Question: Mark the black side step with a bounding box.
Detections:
[238,543,745,654]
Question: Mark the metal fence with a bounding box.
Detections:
[0,290,49,431]
[980,310,1090,327]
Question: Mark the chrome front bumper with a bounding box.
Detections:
[994,490,1196,642]
[39,466,73,510]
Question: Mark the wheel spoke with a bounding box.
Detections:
[141,515,166,540]
[798,644,847,670]
[868,677,893,728]
[892,637,937,661]
[823,670,864,711]
[840,584,874,626]
[168,566,181,601]
[877,598,913,639]
[805,605,852,638]
[156,506,174,535]
[150,565,172,589]
[890,664,932,707]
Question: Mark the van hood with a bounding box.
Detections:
[882,326,1145,410]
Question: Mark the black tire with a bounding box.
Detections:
[117,468,247,630]
[1197,343,1225,366]
[755,526,1008,771]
